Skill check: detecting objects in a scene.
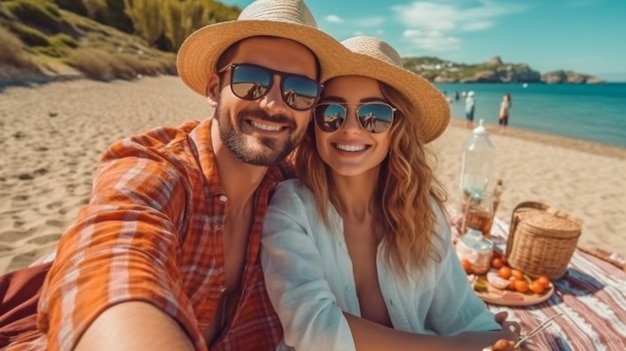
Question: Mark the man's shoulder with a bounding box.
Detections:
[126,120,201,149]
[103,120,201,163]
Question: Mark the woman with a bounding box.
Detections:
[261,36,519,350]
[499,93,512,133]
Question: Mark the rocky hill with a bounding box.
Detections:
[403,55,605,84]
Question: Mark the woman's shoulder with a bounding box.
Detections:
[271,179,316,208]
[274,178,311,196]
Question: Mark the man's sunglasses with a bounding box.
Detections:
[313,102,396,133]
[219,63,323,111]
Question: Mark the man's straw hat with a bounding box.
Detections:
[325,36,450,143]
[177,0,345,97]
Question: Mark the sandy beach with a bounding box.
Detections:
[1,76,625,274]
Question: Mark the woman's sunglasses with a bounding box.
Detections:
[219,63,323,111]
[313,102,396,133]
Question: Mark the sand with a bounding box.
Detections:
[1,76,625,274]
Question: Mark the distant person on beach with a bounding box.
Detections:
[261,36,520,350]
[0,0,346,350]
[465,91,476,129]
[499,93,512,133]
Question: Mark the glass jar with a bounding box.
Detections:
[455,228,494,275]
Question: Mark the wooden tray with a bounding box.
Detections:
[476,282,555,306]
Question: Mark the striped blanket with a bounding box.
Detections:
[487,218,626,351]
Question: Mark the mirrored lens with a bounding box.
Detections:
[357,103,394,133]
[314,104,346,132]
[283,76,320,110]
[230,65,270,100]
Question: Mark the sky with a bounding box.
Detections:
[219,0,626,82]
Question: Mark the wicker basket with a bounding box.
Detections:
[505,201,582,280]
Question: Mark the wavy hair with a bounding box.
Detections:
[294,81,448,276]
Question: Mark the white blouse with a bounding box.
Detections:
[261,179,500,351]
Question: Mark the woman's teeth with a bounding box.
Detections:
[335,144,366,152]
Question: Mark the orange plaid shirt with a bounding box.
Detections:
[6,119,289,351]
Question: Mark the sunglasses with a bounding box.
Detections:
[219,63,322,111]
[313,102,396,133]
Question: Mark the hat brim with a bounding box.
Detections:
[177,20,347,97]
[324,53,450,143]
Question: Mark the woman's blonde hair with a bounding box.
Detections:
[294,80,448,276]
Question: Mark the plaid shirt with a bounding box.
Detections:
[6,119,289,351]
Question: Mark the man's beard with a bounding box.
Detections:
[216,104,304,166]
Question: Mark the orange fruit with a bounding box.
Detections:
[508,276,517,290]
[514,280,529,293]
[537,274,551,289]
[491,257,504,269]
[512,269,524,281]
[530,280,546,294]
[498,266,512,280]
[461,259,473,274]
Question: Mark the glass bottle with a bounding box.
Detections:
[460,119,496,214]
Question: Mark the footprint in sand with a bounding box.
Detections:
[0,228,37,243]
[27,233,62,245]
[45,219,65,228]
[12,194,29,201]
[0,243,13,254]
[46,201,63,210]
[7,250,42,272]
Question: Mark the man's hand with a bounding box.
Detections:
[494,311,521,342]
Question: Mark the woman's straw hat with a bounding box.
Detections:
[177,0,345,97]
[326,36,450,143]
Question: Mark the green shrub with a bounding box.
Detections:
[7,0,62,33]
[50,32,77,48]
[33,45,66,57]
[0,26,33,67]
[7,22,50,46]
[69,47,114,80]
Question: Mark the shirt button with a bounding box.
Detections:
[219,195,228,203]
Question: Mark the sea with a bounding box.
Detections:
[434,83,626,148]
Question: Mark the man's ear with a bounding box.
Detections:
[206,74,220,107]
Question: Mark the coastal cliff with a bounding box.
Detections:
[403,55,605,84]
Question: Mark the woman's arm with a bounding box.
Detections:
[346,314,512,351]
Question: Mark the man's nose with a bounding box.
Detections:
[258,75,289,114]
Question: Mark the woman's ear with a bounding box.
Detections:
[206,74,220,107]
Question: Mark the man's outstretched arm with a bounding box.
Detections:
[75,302,195,351]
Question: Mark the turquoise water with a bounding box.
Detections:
[434,83,626,148]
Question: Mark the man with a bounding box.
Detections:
[1,0,346,350]
[465,91,476,129]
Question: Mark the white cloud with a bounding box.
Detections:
[392,1,526,51]
[352,16,385,28]
[404,29,461,51]
[325,14,344,23]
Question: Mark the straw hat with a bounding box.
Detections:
[177,0,346,97]
[324,36,450,143]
